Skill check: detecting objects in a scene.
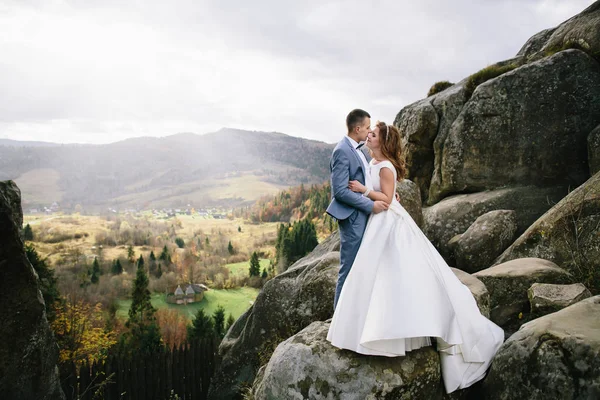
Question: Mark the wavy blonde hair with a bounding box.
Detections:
[371,121,406,181]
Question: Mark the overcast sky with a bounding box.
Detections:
[0,0,595,144]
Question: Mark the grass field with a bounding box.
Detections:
[225,258,271,277]
[117,287,260,321]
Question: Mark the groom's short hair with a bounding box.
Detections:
[346,109,371,132]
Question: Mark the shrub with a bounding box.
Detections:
[175,237,185,248]
[544,40,600,63]
[465,64,517,98]
[427,81,454,97]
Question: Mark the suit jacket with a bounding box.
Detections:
[326,137,374,220]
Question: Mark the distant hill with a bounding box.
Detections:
[0,129,335,210]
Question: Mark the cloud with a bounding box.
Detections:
[0,0,595,144]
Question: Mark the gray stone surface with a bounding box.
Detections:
[430,50,600,204]
[396,178,424,228]
[454,210,518,273]
[482,295,600,400]
[252,321,447,400]
[451,268,490,318]
[473,258,573,330]
[528,282,592,317]
[589,124,600,175]
[0,181,65,400]
[422,186,567,261]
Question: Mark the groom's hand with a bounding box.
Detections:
[372,201,389,214]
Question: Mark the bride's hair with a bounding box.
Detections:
[373,121,406,181]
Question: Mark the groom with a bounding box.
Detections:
[327,109,389,310]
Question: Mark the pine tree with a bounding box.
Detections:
[205,237,210,247]
[187,309,214,342]
[23,223,34,241]
[111,259,123,275]
[249,251,261,277]
[127,245,135,264]
[156,263,163,278]
[126,259,162,354]
[149,251,156,261]
[237,226,242,233]
[137,254,145,269]
[25,244,60,321]
[213,305,226,339]
[175,237,185,248]
[225,314,235,332]
[227,241,234,255]
[261,268,268,279]
[159,245,171,265]
[91,257,101,284]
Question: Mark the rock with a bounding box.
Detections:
[252,321,447,400]
[394,98,439,201]
[426,83,470,205]
[422,186,567,261]
[473,258,573,331]
[495,171,600,292]
[0,181,65,400]
[451,268,490,318]
[430,49,600,204]
[538,1,600,62]
[482,295,600,400]
[589,124,600,175]
[454,210,518,273]
[209,232,341,399]
[517,27,558,59]
[528,283,592,318]
[396,178,424,228]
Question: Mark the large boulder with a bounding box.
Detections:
[394,98,439,201]
[451,268,490,318]
[430,49,600,203]
[454,210,518,273]
[482,295,600,399]
[517,27,558,59]
[528,283,592,318]
[422,186,567,261]
[0,181,65,400]
[209,233,341,399]
[538,1,600,62]
[396,178,423,228]
[589,124,600,175]
[252,321,447,400]
[495,171,600,293]
[473,258,573,330]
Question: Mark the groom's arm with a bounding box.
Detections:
[331,149,374,214]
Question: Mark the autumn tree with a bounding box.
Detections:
[155,309,188,350]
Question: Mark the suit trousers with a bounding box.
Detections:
[334,210,369,310]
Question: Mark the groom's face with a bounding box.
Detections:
[356,117,371,142]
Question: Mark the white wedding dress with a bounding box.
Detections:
[327,160,504,393]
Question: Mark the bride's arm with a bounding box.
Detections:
[348,168,395,204]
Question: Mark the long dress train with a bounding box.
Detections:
[326,160,504,393]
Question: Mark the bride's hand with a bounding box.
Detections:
[349,180,366,193]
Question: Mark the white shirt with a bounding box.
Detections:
[345,136,373,190]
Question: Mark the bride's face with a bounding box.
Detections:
[367,126,381,150]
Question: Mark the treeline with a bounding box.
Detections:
[236,182,331,223]
[275,219,318,271]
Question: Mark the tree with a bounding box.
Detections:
[237,226,242,233]
[159,245,171,264]
[205,237,210,247]
[149,251,156,261]
[156,263,163,278]
[23,223,34,241]
[25,244,60,321]
[213,305,226,339]
[187,309,214,342]
[225,314,235,332]
[249,251,261,277]
[126,260,162,354]
[175,237,185,248]
[127,245,135,264]
[111,259,123,275]
[149,250,157,276]
[90,257,101,284]
[261,268,268,279]
[227,241,234,255]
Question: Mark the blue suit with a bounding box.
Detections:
[326,137,374,309]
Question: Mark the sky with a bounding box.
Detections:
[0,0,595,145]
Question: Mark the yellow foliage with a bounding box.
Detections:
[51,300,117,366]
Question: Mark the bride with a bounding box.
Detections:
[326,121,504,393]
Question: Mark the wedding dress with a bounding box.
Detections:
[326,160,504,393]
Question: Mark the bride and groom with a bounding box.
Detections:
[325,109,504,393]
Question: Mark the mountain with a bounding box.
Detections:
[0,128,335,210]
